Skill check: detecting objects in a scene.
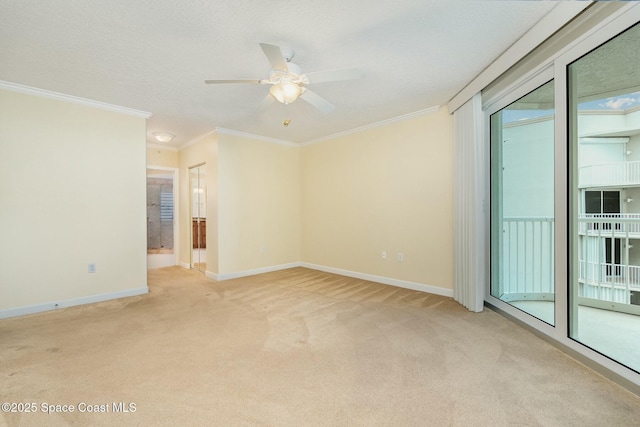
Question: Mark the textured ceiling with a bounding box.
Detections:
[0,0,558,146]
[572,22,640,103]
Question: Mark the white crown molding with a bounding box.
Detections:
[0,80,152,119]
[215,127,298,147]
[300,105,441,146]
[177,130,217,151]
[176,106,441,151]
[146,142,178,151]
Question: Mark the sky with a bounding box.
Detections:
[578,92,640,111]
[502,91,640,124]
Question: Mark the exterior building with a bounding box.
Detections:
[578,105,640,311]
[499,103,640,318]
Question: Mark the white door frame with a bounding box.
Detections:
[147,165,179,267]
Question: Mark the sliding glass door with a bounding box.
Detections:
[491,80,555,325]
[486,5,640,385]
[568,22,640,373]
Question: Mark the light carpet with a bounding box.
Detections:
[1,266,639,426]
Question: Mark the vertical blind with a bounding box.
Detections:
[453,93,485,312]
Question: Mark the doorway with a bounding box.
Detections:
[190,164,206,272]
[147,167,178,269]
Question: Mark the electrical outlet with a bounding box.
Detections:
[397,253,404,262]
[381,251,387,260]
[88,263,96,273]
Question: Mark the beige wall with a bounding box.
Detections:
[300,109,454,290]
[175,110,453,292]
[1,88,452,315]
[0,89,148,312]
[217,134,301,275]
[178,134,219,273]
[147,147,179,168]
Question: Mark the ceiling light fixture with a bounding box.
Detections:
[269,80,301,104]
[153,132,175,143]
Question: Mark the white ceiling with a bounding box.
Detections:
[0,0,559,146]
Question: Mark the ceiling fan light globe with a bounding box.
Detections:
[270,81,301,104]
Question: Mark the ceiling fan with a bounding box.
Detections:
[205,43,362,114]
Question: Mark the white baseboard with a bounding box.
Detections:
[0,264,450,319]
[0,287,149,320]
[213,261,453,298]
[216,262,302,281]
[300,262,454,298]
[178,261,191,269]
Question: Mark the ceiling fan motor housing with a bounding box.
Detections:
[272,62,303,81]
[205,42,359,113]
[280,46,295,62]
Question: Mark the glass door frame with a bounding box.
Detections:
[485,64,557,338]
[488,77,556,326]
[189,163,206,272]
[556,10,640,384]
[483,5,640,392]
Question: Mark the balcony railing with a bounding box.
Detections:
[579,213,640,235]
[501,217,554,296]
[579,160,640,188]
[502,216,640,305]
[579,261,640,304]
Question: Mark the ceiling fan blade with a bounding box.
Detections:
[300,89,334,114]
[259,43,289,72]
[205,79,262,84]
[305,68,362,84]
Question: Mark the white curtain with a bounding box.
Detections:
[453,93,485,312]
